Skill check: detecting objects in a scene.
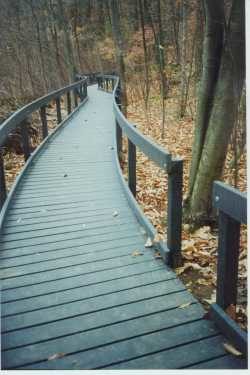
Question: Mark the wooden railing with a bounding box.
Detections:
[210,181,247,355]
[0,77,88,211]
[98,74,248,350]
[97,74,183,268]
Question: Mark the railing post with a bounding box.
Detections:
[128,139,136,197]
[74,89,78,108]
[20,120,30,161]
[167,158,183,268]
[56,97,62,124]
[79,85,84,102]
[40,106,48,139]
[84,82,87,98]
[116,84,122,110]
[216,212,240,309]
[67,92,71,114]
[0,150,7,210]
[116,121,122,160]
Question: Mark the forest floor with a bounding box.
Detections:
[126,82,247,331]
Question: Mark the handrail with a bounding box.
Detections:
[0,77,88,211]
[97,74,183,267]
[0,78,87,148]
[210,181,247,355]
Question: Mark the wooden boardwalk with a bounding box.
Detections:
[0,85,247,369]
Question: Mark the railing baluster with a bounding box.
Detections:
[40,106,48,139]
[116,121,122,158]
[128,139,136,197]
[20,120,30,161]
[56,97,62,124]
[216,212,240,309]
[74,89,78,108]
[210,181,247,355]
[167,159,183,268]
[0,149,7,209]
[67,92,71,114]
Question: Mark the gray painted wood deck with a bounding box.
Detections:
[0,86,247,369]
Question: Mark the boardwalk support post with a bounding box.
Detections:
[209,181,247,355]
[67,92,71,114]
[216,212,240,308]
[74,89,78,108]
[128,139,136,197]
[20,121,31,161]
[167,158,183,268]
[0,150,7,210]
[56,97,62,124]
[40,106,48,139]
[116,121,122,159]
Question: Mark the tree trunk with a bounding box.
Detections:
[57,0,77,82]
[109,0,127,114]
[179,0,187,117]
[29,0,49,93]
[185,0,245,224]
[188,0,224,197]
[138,0,150,110]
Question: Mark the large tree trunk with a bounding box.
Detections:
[185,0,245,224]
[109,0,127,114]
[179,0,187,117]
[57,0,77,82]
[138,0,150,110]
[188,0,224,196]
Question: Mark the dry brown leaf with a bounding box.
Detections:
[131,250,144,257]
[182,239,195,250]
[48,352,65,361]
[204,290,216,305]
[144,237,153,248]
[175,266,185,275]
[197,278,210,286]
[223,343,242,357]
[193,226,213,240]
[153,233,162,243]
[178,302,192,309]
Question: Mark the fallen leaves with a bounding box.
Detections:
[204,290,216,305]
[178,302,192,309]
[131,250,144,257]
[144,237,153,248]
[175,262,202,276]
[193,226,216,241]
[223,343,243,357]
[154,251,162,259]
[48,352,65,361]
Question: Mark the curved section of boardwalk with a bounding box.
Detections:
[0,86,246,369]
